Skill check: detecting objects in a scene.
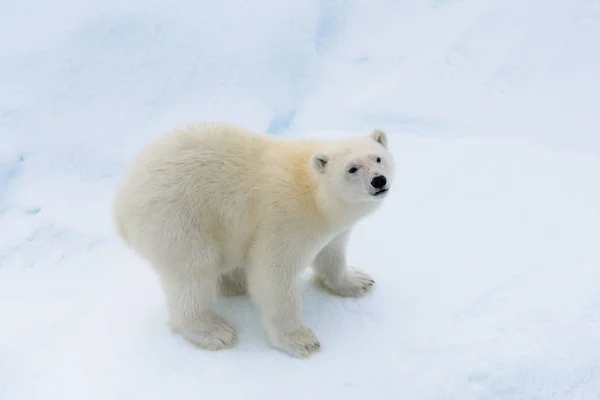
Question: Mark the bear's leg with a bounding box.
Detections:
[161,264,236,351]
[313,231,375,297]
[246,255,320,358]
[218,268,248,296]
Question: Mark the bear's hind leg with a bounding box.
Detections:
[218,268,248,296]
[160,263,237,351]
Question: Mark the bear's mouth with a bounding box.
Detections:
[373,188,388,196]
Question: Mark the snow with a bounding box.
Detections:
[1,0,600,399]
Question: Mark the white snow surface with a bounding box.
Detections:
[1,0,600,399]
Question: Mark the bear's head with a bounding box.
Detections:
[310,129,395,204]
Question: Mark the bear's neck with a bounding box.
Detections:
[315,188,380,233]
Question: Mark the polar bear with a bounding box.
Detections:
[113,122,395,357]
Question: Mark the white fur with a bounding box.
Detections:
[113,122,395,357]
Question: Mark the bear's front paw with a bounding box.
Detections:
[268,325,321,358]
[170,312,237,351]
[318,267,375,297]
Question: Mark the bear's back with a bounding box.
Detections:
[113,123,324,255]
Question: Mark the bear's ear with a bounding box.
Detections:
[369,129,388,148]
[310,153,329,174]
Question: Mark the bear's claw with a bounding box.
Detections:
[171,313,237,351]
[269,325,321,358]
[317,267,376,297]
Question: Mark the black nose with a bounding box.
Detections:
[371,175,387,189]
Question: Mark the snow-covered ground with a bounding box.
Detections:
[2,0,600,399]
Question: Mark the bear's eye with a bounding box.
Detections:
[348,166,358,174]
[376,157,381,163]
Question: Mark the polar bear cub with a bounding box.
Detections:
[113,122,395,357]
